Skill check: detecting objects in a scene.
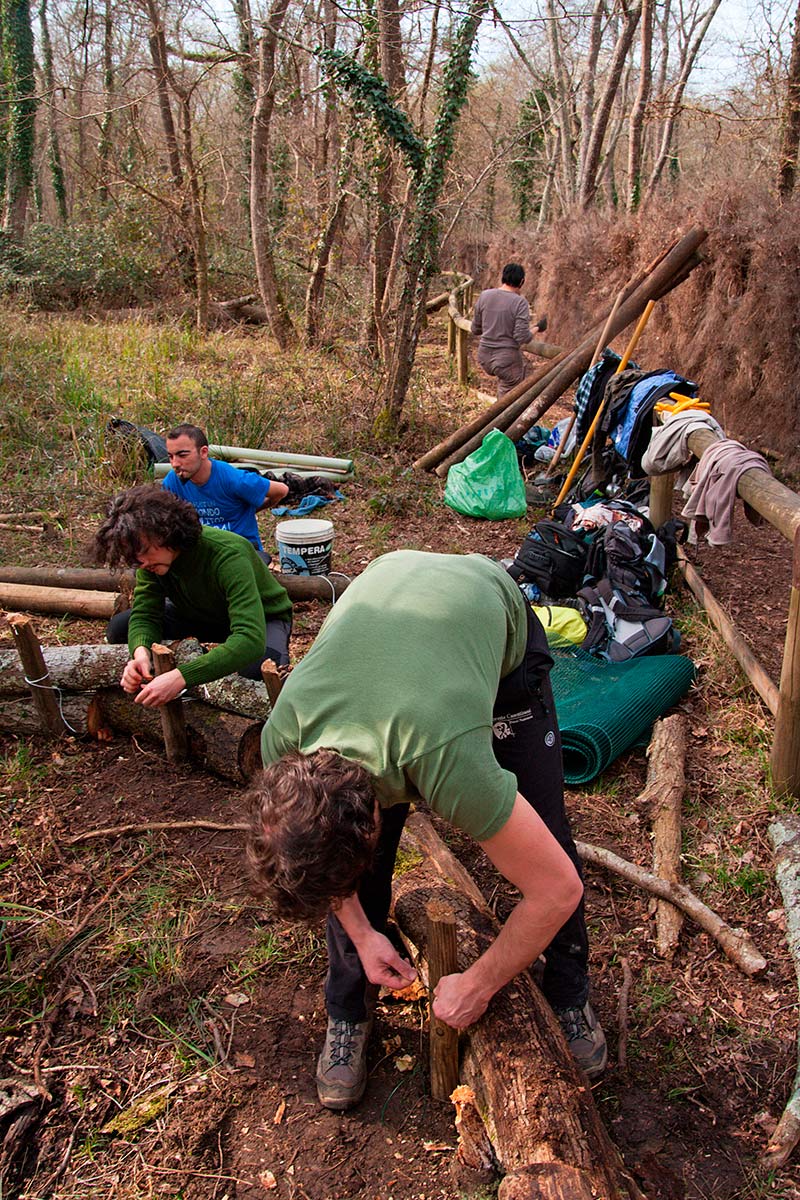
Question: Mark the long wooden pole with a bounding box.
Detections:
[436,229,707,477]
[550,300,656,511]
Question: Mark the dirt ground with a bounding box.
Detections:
[1,357,799,1199]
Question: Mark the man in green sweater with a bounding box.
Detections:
[249,550,605,1111]
[95,485,292,708]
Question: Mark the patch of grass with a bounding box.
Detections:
[233,923,324,984]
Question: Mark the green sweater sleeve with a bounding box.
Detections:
[176,548,272,688]
[127,530,291,689]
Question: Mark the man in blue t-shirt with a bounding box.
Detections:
[162,424,288,556]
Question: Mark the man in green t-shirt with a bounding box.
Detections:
[94,485,292,707]
[249,550,605,1110]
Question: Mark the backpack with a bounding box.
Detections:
[506,520,591,599]
[577,579,678,662]
[585,520,667,609]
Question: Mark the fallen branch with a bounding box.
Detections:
[764,815,800,1169]
[67,819,247,845]
[576,840,766,977]
[640,715,687,959]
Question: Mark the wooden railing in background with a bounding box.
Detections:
[649,430,800,799]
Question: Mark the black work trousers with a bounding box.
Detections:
[325,608,590,1022]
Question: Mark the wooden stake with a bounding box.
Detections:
[456,326,469,386]
[426,898,459,1100]
[260,659,283,709]
[151,644,188,764]
[648,469,676,529]
[8,614,65,737]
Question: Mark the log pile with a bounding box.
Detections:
[415,227,708,477]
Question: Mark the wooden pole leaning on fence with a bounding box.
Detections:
[550,300,656,512]
[414,229,703,477]
[431,229,708,478]
[151,644,188,765]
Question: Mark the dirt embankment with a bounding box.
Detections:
[471,184,800,480]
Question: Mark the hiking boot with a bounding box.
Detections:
[316,1016,372,1111]
[554,1001,608,1079]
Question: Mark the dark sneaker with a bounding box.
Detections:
[315,1017,372,1110]
[554,1002,608,1079]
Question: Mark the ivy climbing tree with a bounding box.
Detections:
[320,0,489,428]
[1,0,38,239]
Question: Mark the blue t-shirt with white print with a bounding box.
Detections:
[162,459,272,550]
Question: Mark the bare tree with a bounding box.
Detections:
[778,0,800,194]
[250,0,296,348]
[627,0,653,209]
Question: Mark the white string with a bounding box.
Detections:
[23,673,81,734]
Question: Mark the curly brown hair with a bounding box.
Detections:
[93,484,202,568]
[246,749,378,922]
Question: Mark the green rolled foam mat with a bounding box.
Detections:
[548,639,696,785]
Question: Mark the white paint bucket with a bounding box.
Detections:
[275,518,334,576]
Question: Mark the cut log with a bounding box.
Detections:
[0,567,349,605]
[0,694,96,737]
[498,1163,599,1200]
[194,673,272,720]
[764,815,800,1169]
[394,812,639,1197]
[638,715,687,959]
[0,585,116,619]
[89,690,264,781]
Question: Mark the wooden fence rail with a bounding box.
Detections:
[650,426,800,798]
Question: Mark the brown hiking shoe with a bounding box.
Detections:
[315,1017,372,1111]
[555,1001,608,1079]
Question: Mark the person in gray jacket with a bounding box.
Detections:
[472,262,544,398]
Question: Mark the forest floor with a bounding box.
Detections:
[0,313,798,1200]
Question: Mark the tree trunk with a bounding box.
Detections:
[393,813,640,1197]
[0,643,128,696]
[546,0,576,199]
[578,0,643,209]
[39,0,68,221]
[642,0,723,204]
[626,0,653,211]
[380,0,489,426]
[778,0,800,196]
[2,0,38,239]
[96,0,114,207]
[250,2,297,349]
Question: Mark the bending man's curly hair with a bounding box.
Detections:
[93,484,201,568]
[246,749,378,922]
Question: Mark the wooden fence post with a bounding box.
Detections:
[151,643,188,765]
[771,527,800,798]
[456,326,469,385]
[649,471,676,530]
[447,314,456,359]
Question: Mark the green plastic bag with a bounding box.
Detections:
[443,429,527,520]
